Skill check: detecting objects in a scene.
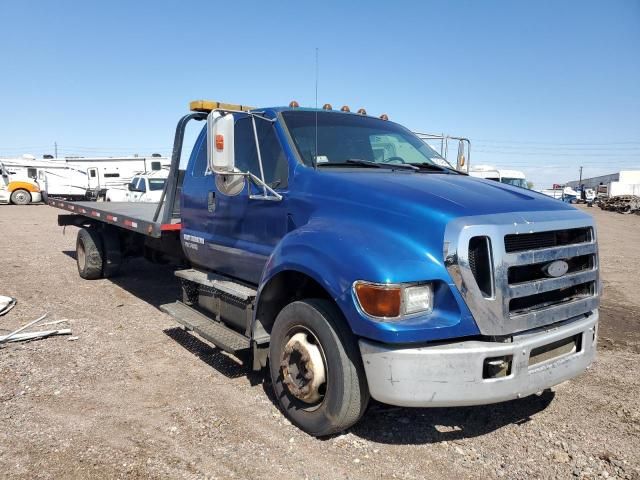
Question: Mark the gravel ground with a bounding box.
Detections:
[0,204,638,480]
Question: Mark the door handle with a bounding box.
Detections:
[208,191,216,212]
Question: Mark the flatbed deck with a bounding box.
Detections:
[49,198,181,237]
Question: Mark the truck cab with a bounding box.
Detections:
[0,162,42,205]
[470,164,529,189]
[53,100,600,437]
[105,174,167,203]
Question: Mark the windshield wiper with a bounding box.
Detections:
[414,162,462,174]
[346,159,418,171]
[316,159,418,171]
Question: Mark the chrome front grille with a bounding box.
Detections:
[444,211,600,336]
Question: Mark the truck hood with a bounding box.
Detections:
[306,169,575,219]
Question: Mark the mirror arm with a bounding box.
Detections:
[247,172,282,201]
[250,115,268,197]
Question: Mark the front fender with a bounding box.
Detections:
[259,218,480,344]
[8,181,39,193]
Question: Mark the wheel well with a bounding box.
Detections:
[254,270,335,341]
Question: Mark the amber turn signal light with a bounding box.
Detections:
[354,283,401,318]
[215,134,224,150]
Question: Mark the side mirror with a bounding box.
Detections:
[456,141,466,169]
[207,111,235,173]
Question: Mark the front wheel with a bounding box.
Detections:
[10,189,31,205]
[269,299,369,437]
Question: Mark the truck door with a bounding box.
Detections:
[182,118,289,284]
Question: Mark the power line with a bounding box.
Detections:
[474,139,640,146]
[473,148,640,157]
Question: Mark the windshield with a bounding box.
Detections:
[501,177,528,189]
[281,111,452,169]
[148,178,166,191]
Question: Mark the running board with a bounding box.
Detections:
[160,301,250,353]
[174,268,257,302]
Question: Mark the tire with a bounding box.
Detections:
[269,299,369,437]
[101,228,122,278]
[76,228,104,280]
[10,189,31,205]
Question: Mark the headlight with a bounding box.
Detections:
[354,281,433,319]
[403,284,433,315]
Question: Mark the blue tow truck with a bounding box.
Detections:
[50,100,600,436]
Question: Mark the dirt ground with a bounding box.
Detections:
[0,204,638,480]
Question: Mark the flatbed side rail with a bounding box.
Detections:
[50,199,175,237]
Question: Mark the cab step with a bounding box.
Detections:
[174,268,257,302]
[160,301,250,353]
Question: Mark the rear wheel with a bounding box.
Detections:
[76,228,104,280]
[10,189,31,205]
[269,299,369,437]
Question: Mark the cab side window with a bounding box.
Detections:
[235,118,288,188]
[191,128,209,177]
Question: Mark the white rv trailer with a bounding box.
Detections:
[63,156,170,198]
[0,155,170,200]
[469,164,528,188]
[1,155,89,200]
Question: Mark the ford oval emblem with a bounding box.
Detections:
[543,260,569,278]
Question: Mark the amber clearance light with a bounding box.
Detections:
[354,283,402,318]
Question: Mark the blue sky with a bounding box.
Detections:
[1,0,638,188]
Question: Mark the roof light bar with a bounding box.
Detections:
[190,100,254,113]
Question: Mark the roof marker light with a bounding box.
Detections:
[340,105,350,112]
[357,108,367,115]
[322,103,332,110]
[379,114,389,121]
[289,100,299,108]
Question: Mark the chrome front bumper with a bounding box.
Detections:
[359,311,597,407]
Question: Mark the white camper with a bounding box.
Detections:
[65,156,170,199]
[1,155,90,200]
[1,155,170,200]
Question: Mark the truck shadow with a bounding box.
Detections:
[349,391,555,444]
[163,327,263,383]
[63,251,262,384]
[62,251,180,307]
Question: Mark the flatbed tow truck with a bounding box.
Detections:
[50,100,600,436]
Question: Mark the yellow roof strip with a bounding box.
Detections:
[189,100,254,113]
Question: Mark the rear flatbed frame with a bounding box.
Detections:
[49,198,180,237]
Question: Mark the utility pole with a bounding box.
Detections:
[579,166,583,185]
[54,142,58,158]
